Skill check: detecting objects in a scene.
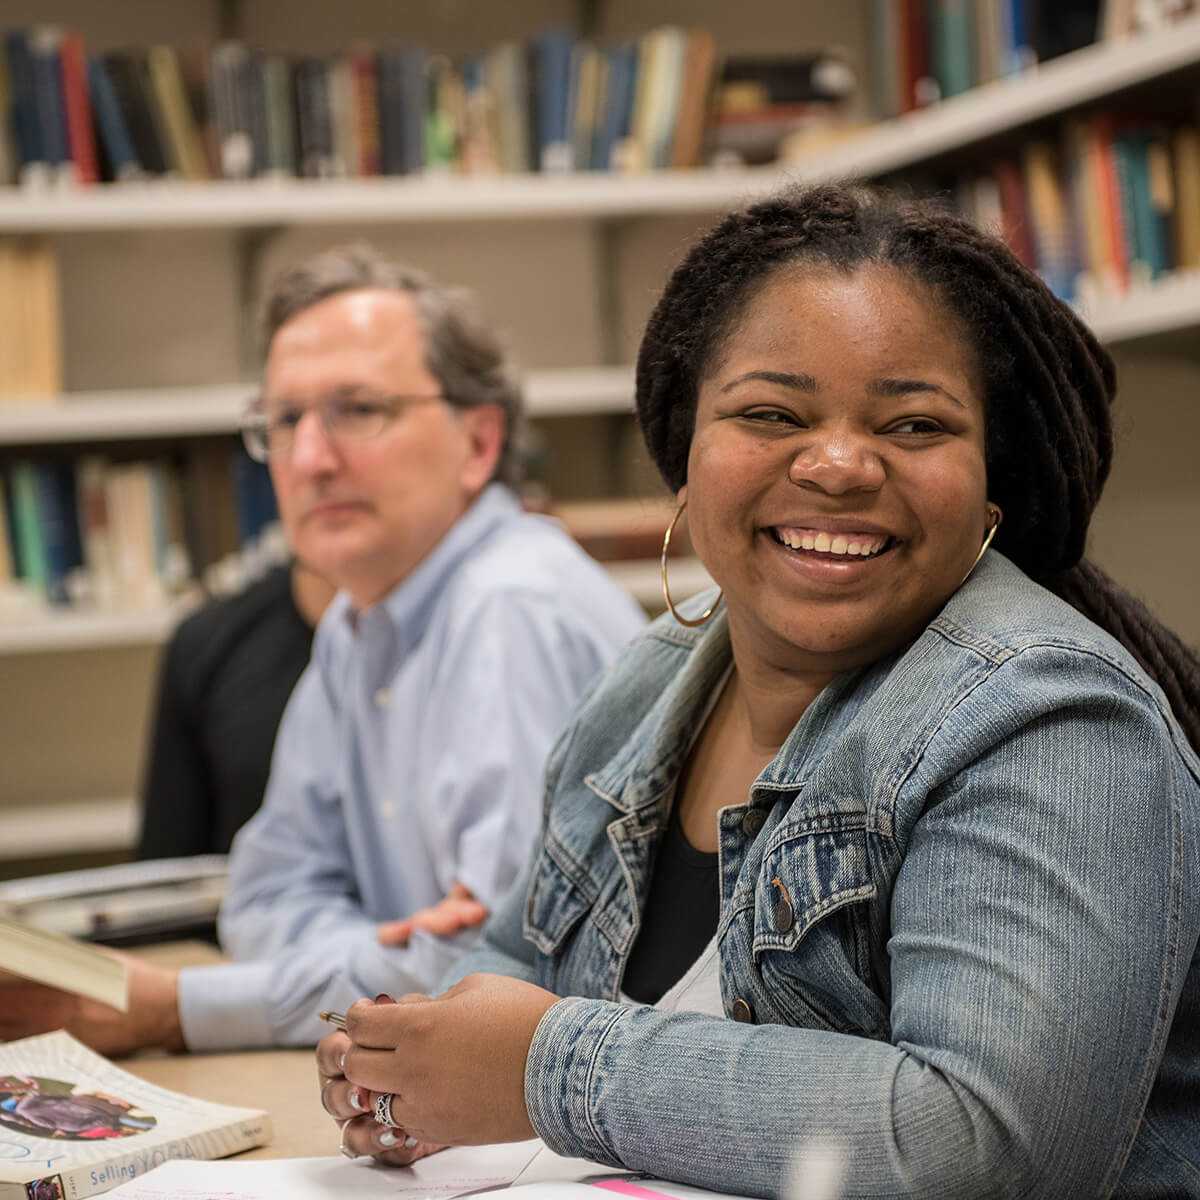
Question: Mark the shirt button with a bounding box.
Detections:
[774,896,795,933]
[731,999,755,1023]
[374,688,391,709]
[741,808,765,837]
[381,801,396,818]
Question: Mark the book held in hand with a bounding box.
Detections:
[0,916,128,1011]
[0,1030,272,1199]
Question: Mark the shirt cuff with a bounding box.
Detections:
[524,996,628,1165]
[178,961,280,1051]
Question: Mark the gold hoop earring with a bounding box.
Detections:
[661,502,722,627]
[962,503,1002,584]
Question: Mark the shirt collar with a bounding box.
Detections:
[327,483,520,653]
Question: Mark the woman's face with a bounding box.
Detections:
[683,264,989,680]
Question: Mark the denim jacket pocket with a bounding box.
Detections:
[523,829,596,957]
[750,815,888,1038]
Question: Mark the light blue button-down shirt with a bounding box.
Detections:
[177,484,646,1050]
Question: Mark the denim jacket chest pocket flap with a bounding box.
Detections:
[746,793,888,1037]
[523,821,598,957]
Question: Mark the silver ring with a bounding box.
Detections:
[339,1119,360,1159]
[374,1092,403,1129]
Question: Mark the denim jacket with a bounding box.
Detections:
[451,553,1200,1199]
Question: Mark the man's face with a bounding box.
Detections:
[264,288,502,609]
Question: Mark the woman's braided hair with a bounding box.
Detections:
[635,181,1200,750]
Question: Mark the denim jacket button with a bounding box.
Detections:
[741,808,766,837]
[732,998,755,1023]
[774,896,795,933]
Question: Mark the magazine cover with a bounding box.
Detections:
[0,1031,271,1199]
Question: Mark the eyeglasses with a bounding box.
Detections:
[240,388,448,462]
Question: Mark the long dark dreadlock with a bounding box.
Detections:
[635,182,1200,751]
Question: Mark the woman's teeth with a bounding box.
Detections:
[772,529,890,557]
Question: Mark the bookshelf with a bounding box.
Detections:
[1,14,1199,234]
[2,0,1199,871]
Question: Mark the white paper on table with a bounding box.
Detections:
[97,1140,759,1200]
[98,1140,545,1198]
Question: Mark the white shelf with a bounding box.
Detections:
[0,604,189,654]
[0,169,794,231]
[1,796,137,860]
[1,15,1198,233]
[0,366,634,446]
[811,13,1200,180]
[1081,272,1200,344]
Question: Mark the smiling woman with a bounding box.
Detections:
[318,184,1200,1199]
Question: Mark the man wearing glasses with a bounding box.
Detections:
[0,246,645,1056]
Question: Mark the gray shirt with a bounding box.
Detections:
[178,484,645,1050]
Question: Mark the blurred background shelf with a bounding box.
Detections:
[0,366,636,445]
[2,796,137,861]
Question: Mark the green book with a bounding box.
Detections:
[9,460,48,593]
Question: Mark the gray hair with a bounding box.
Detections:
[261,243,524,486]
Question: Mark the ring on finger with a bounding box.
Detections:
[339,1119,361,1160]
[374,1092,403,1129]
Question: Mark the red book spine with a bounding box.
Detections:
[350,48,380,177]
[1090,114,1130,292]
[901,0,932,112]
[993,160,1036,269]
[59,30,99,184]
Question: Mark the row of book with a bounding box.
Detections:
[0,237,61,399]
[870,0,1196,119]
[0,25,857,186]
[948,112,1200,301]
[0,446,283,616]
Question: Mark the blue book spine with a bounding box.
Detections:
[4,32,44,176]
[87,56,139,177]
[535,28,572,171]
[593,41,636,171]
[1004,0,1034,74]
[34,460,82,606]
[29,29,69,169]
[231,449,278,545]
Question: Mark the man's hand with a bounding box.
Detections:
[0,952,185,1057]
[376,882,488,948]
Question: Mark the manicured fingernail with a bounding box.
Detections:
[375,992,395,1004]
[338,1053,346,1071]
[379,1130,397,1146]
[404,1135,418,1148]
[348,1088,364,1111]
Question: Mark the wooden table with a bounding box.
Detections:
[121,1047,339,1160]
[115,941,340,1160]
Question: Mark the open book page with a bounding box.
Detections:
[0,1031,270,1198]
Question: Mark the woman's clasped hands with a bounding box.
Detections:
[315,973,561,1164]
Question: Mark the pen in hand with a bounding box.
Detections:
[319,994,393,1032]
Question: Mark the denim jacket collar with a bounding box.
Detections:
[583,606,732,820]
